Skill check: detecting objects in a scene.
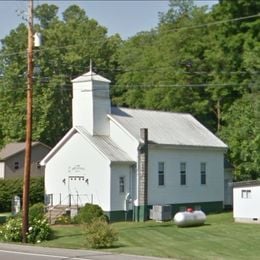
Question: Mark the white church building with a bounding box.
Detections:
[41,68,228,221]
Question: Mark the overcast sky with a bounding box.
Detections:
[0,1,217,42]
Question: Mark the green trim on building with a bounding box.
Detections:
[104,201,223,222]
[170,201,223,215]
[133,205,139,221]
[104,210,133,222]
[135,205,150,222]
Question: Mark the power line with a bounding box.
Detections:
[0,13,259,59]
[72,68,260,75]
[0,64,259,77]
[0,82,253,94]
[158,14,260,33]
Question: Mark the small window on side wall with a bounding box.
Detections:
[241,190,251,199]
[119,177,125,193]
[14,161,19,170]
[200,162,206,185]
[180,162,186,185]
[158,162,165,186]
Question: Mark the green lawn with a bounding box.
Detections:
[41,212,260,260]
[0,212,11,216]
[0,212,11,224]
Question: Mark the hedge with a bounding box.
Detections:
[0,177,44,212]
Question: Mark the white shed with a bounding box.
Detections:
[233,180,260,224]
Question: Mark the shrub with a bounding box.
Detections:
[27,218,53,243]
[55,214,71,225]
[74,203,105,224]
[29,177,45,205]
[0,179,22,212]
[0,217,22,242]
[0,216,7,224]
[0,177,44,212]
[0,215,52,243]
[29,202,45,221]
[84,219,118,248]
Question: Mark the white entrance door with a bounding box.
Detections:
[68,175,90,206]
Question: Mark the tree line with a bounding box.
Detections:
[0,0,259,180]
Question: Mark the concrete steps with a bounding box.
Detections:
[46,205,79,224]
[46,205,68,224]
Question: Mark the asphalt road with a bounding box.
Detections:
[0,243,170,260]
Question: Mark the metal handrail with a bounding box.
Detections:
[45,193,93,224]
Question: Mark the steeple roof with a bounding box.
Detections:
[71,70,111,83]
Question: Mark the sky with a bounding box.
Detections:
[0,0,217,42]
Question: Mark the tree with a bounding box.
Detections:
[0,24,27,144]
[112,31,157,108]
[113,0,260,179]
[204,0,260,132]
[114,2,214,128]
[159,0,194,24]
[34,4,58,29]
[221,94,260,180]
[1,0,259,180]
[0,4,121,147]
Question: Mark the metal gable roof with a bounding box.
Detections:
[75,126,134,162]
[110,107,227,149]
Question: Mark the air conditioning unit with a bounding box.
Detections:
[150,205,172,221]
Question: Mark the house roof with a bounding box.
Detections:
[0,142,49,160]
[109,107,227,149]
[40,127,133,166]
[76,126,134,163]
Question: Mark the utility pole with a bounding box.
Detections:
[22,0,34,243]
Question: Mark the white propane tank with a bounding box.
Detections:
[174,209,206,227]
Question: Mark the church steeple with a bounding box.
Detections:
[89,59,92,73]
[71,66,111,135]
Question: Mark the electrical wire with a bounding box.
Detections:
[0,13,259,59]
[0,64,258,77]
[0,81,253,95]
[157,14,260,33]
